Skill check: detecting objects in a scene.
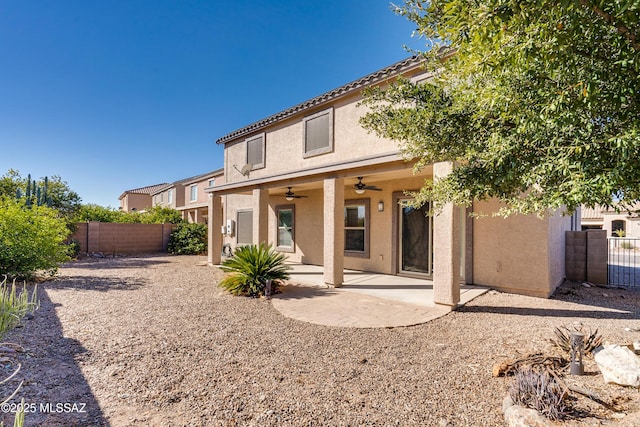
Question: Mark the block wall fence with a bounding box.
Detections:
[565,230,607,285]
[71,222,176,255]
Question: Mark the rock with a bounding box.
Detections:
[502,396,552,427]
[633,341,640,355]
[594,345,640,387]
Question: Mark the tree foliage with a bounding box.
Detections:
[0,198,71,279]
[0,170,81,219]
[73,204,185,224]
[167,223,207,255]
[361,0,640,215]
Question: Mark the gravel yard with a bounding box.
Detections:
[0,255,639,426]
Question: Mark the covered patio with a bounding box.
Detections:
[271,263,489,328]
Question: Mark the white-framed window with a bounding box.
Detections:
[236,210,253,245]
[276,205,295,251]
[167,189,173,204]
[208,178,216,188]
[303,107,333,158]
[190,184,198,202]
[246,133,265,170]
[344,199,369,257]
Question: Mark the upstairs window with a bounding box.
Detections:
[167,189,173,204]
[208,178,216,188]
[303,108,333,158]
[190,184,198,202]
[246,133,265,170]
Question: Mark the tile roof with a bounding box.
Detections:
[119,183,168,199]
[215,56,425,145]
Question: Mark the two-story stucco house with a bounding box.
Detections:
[119,183,168,212]
[178,168,224,224]
[206,57,577,304]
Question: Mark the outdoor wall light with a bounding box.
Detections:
[570,332,585,375]
[378,201,384,212]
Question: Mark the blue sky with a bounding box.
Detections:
[0,1,419,207]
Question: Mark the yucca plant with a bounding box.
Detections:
[550,326,603,356]
[0,277,38,339]
[219,243,290,297]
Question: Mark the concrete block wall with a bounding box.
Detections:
[586,230,608,284]
[565,230,607,284]
[565,231,587,282]
[71,222,175,255]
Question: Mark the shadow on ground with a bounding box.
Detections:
[459,281,640,321]
[0,289,108,427]
[46,275,148,292]
[63,255,171,270]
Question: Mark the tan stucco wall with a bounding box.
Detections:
[153,185,185,209]
[602,213,640,238]
[472,199,568,297]
[224,92,403,184]
[120,193,153,212]
[221,173,431,272]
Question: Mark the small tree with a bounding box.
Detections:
[0,198,71,279]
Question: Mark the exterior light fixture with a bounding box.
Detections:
[285,195,294,201]
[355,188,365,195]
[378,201,384,212]
[570,332,584,375]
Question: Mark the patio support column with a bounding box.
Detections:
[207,194,223,265]
[252,188,269,245]
[323,177,344,287]
[433,161,461,307]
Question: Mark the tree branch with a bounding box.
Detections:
[579,0,640,51]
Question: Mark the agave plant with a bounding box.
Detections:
[219,243,290,297]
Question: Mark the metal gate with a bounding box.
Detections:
[608,237,640,286]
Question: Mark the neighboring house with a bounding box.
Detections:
[152,180,187,211]
[177,169,225,224]
[206,57,578,302]
[581,204,640,237]
[119,183,168,212]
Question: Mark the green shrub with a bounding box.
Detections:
[0,198,71,279]
[167,223,207,255]
[65,238,82,259]
[219,243,290,297]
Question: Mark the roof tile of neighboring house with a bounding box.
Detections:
[581,206,604,220]
[582,203,640,220]
[215,56,425,145]
[119,183,168,200]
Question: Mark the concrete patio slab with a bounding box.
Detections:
[271,264,489,328]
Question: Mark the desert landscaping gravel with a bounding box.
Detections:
[0,254,639,426]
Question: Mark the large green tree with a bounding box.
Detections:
[0,170,82,219]
[360,0,639,215]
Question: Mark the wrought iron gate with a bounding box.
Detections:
[608,238,640,286]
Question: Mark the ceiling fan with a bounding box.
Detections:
[283,187,308,201]
[354,177,382,194]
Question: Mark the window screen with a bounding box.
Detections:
[246,135,264,169]
[303,108,333,157]
[237,210,253,245]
